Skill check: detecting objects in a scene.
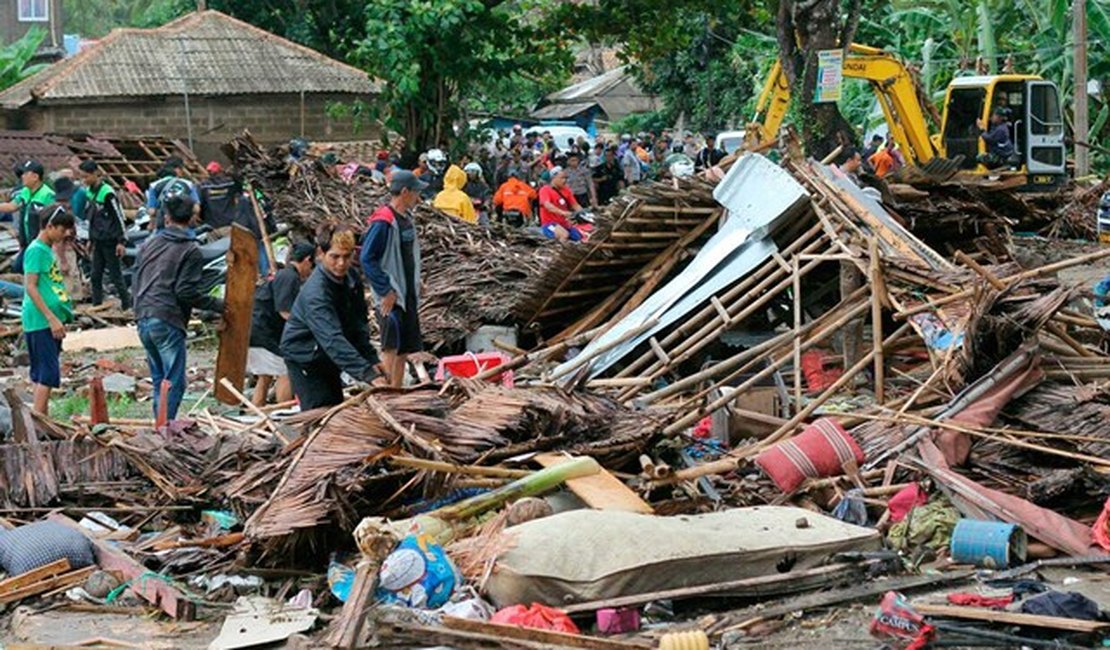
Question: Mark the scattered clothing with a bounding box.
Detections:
[1020,591,1102,621]
[946,593,1014,609]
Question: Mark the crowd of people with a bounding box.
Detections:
[357,126,730,241]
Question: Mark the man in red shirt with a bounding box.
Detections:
[538,167,583,242]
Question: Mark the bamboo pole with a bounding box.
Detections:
[870,239,885,403]
[793,255,803,412]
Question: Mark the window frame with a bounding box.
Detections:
[18,0,50,23]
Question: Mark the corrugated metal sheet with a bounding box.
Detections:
[0,10,376,108]
[554,154,810,378]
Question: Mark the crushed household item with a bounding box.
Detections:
[375,534,461,609]
[486,507,880,607]
[949,519,1028,569]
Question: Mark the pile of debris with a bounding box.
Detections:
[3,139,1110,648]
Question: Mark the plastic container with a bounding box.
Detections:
[658,630,709,650]
[950,519,1027,569]
[436,351,514,387]
[466,325,518,353]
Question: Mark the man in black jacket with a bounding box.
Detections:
[280,225,380,410]
[248,242,314,406]
[78,160,131,309]
[132,190,224,420]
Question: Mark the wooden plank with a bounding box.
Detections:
[913,603,1110,633]
[65,326,142,352]
[215,224,259,405]
[535,453,653,514]
[0,559,70,595]
[0,566,95,604]
[47,514,195,620]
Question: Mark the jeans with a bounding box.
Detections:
[90,240,131,308]
[258,240,270,277]
[138,317,187,420]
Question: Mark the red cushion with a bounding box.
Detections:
[755,418,864,492]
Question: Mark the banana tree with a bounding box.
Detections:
[0,27,47,92]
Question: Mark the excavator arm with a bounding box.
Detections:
[752,44,941,166]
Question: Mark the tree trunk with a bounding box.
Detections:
[776,0,862,159]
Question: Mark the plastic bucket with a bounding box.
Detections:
[950,519,1027,569]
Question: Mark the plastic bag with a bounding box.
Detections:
[491,603,580,634]
[375,533,460,609]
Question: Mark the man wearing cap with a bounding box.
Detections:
[361,170,425,387]
[247,242,315,406]
[539,166,584,242]
[78,160,131,309]
[147,156,199,230]
[0,160,55,273]
[132,192,224,421]
[282,225,381,408]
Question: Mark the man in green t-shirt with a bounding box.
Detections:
[0,160,55,274]
[21,206,75,415]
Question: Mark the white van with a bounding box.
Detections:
[538,124,594,150]
[715,130,747,154]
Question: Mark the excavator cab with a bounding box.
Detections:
[938,76,1066,187]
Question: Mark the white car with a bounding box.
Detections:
[715,130,747,154]
[538,125,595,150]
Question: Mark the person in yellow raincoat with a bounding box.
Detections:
[432,165,476,224]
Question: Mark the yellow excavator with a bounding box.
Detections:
[752,44,1067,188]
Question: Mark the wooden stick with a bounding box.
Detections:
[793,255,803,412]
[913,603,1110,633]
[245,184,277,275]
[869,238,885,403]
[388,456,530,479]
[218,378,290,445]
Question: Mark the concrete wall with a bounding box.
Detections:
[6,92,378,161]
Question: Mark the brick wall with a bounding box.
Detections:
[19,92,378,148]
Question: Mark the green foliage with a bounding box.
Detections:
[0,26,47,92]
[610,110,672,136]
[352,0,573,150]
[63,0,192,36]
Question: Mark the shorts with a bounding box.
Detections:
[541,224,583,242]
[26,328,62,388]
[247,347,286,377]
[379,306,423,354]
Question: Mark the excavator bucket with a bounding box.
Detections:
[898,156,964,184]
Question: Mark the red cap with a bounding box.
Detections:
[205,161,222,174]
[376,150,389,160]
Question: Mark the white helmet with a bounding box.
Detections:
[426,148,447,175]
[463,162,483,178]
[670,159,695,178]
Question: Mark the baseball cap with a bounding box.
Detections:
[205,161,222,174]
[19,159,44,178]
[390,170,427,193]
[290,241,316,262]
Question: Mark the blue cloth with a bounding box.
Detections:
[25,328,61,388]
[542,223,583,241]
[0,279,23,300]
[981,122,1014,157]
[138,317,187,420]
[258,239,270,277]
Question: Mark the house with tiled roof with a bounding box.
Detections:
[0,10,380,160]
[531,65,657,131]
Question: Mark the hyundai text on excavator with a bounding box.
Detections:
[751,44,1067,189]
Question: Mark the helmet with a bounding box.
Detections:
[463,162,483,178]
[1100,191,1110,212]
[426,148,448,175]
[288,138,309,159]
[162,185,195,222]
